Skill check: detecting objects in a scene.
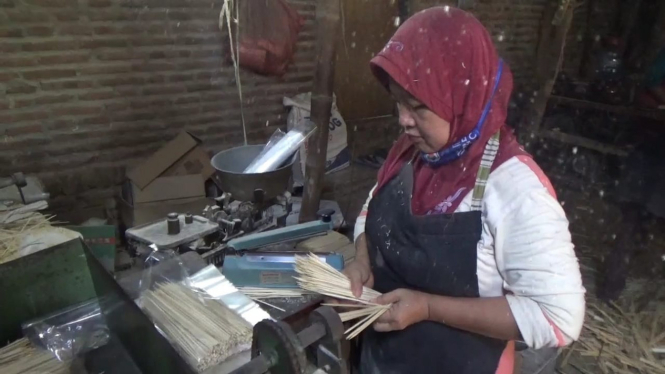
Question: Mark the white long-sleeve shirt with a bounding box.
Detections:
[354,155,586,349]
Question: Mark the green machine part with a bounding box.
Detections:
[0,238,194,374]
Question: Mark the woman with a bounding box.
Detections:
[346,7,586,374]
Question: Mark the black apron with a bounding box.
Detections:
[359,145,507,374]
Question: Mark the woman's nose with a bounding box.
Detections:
[398,106,416,128]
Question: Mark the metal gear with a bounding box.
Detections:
[251,319,306,374]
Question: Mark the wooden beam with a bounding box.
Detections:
[299,0,341,223]
[549,95,665,121]
[539,130,629,156]
[520,0,576,148]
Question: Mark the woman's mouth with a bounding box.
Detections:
[408,135,422,143]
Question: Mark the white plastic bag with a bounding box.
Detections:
[283,93,351,187]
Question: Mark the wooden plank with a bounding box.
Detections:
[549,95,665,121]
[300,0,342,222]
[539,130,629,156]
[332,0,398,120]
[520,0,576,147]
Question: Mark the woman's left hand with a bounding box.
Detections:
[373,288,431,332]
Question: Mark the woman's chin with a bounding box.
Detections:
[415,144,437,154]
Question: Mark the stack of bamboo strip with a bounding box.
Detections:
[238,287,314,299]
[294,254,390,340]
[238,287,316,312]
[0,338,68,374]
[141,282,253,372]
[0,213,55,265]
[562,279,665,374]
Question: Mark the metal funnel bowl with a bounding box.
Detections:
[210,145,295,202]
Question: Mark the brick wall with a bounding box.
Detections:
[410,0,618,89]
[0,0,316,212]
[411,0,549,90]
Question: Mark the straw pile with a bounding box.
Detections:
[0,212,54,265]
[0,338,68,374]
[294,254,390,339]
[562,279,665,374]
[141,282,253,372]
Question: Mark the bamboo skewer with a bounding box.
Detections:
[0,338,68,374]
[238,287,314,299]
[294,253,390,340]
[141,282,253,372]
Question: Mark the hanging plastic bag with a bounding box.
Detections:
[233,0,303,76]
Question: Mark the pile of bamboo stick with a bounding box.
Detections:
[0,338,68,374]
[141,282,253,372]
[562,279,665,374]
[294,254,390,339]
[0,213,54,265]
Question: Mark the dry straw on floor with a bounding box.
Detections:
[294,253,390,340]
[0,338,68,374]
[141,282,253,372]
[562,279,665,374]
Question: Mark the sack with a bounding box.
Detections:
[284,93,351,187]
[233,0,303,76]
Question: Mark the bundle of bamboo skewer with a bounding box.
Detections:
[141,282,253,372]
[294,253,390,339]
[0,338,68,374]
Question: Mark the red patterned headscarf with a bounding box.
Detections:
[370,6,528,215]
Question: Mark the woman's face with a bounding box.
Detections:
[389,79,451,154]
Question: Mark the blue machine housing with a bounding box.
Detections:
[222,252,344,288]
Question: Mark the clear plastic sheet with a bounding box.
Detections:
[187,265,271,326]
[21,299,110,362]
[136,265,266,372]
[243,120,316,174]
[242,128,285,173]
[137,245,192,297]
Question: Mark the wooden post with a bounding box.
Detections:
[299,0,341,223]
[520,0,576,150]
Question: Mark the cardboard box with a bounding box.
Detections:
[122,131,215,227]
[123,175,205,205]
[68,225,117,272]
[127,131,215,189]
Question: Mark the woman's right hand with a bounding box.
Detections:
[343,259,374,298]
